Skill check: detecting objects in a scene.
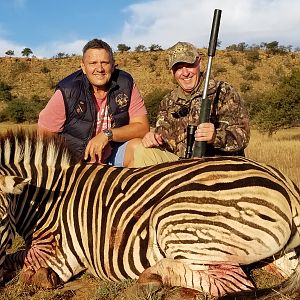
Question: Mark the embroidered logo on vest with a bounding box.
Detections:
[115,93,129,109]
[75,101,87,115]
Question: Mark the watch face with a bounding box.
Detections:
[103,129,113,141]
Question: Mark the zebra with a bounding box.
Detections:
[0,129,300,299]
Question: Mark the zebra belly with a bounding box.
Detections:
[147,192,293,266]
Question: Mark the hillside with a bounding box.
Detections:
[0,49,300,102]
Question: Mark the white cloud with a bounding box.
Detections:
[120,0,300,49]
[0,0,299,58]
[0,38,25,56]
[34,39,87,58]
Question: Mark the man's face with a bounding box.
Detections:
[172,59,201,93]
[81,48,114,90]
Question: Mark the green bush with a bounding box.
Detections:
[0,81,13,102]
[244,69,300,135]
[144,88,171,126]
[245,49,260,63]
[0,95,48,123]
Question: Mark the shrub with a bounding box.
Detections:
[245,50,260,63]
[144,88,171,126]
[245,64,256,72]
[0,95,48,123]
[0,81,13,102]
[41,66,50,73]
[240,82,253,93]
[244,69,300,135]
[228,55,238,65]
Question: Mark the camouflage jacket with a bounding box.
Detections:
[155,73,250,158]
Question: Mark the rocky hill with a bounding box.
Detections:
[0,49,299,102]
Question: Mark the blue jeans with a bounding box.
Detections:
[105,142,128,167]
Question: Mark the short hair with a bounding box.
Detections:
[82,39,114,60]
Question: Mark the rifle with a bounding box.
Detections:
[187,9,222,158]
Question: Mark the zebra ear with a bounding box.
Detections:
[0,175,31,195]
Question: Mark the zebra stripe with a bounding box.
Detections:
[0,129,299,299]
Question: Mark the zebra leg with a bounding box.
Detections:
[5,244,61,288]
[136,258,255,297]
[19,267,60,289]
[262,249,299,279]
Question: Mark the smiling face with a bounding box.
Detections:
[81,48,115,92]
[172,58,201,93]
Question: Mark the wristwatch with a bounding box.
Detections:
[103,129,113,142]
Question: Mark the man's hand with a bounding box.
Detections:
[142,131,163,148]
[84,132,109,163]
[195,123,216,144]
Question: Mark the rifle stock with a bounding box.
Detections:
[192,9,222,157]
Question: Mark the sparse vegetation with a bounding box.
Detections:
[0,45,299,131]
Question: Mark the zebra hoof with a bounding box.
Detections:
[19,269,35,285]
[31,267,59,289]
[170,287,204,300]
[20,267,59,289]
[136,269,163,295]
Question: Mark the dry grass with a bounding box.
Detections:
[0,50,300,101]
[245,127,300,187]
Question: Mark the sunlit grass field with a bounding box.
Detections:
[245,127,300,188]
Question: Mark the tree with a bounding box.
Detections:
[5,50,14,56]
[149,44,162,51]
[226,42,248,52]
[117,44,131,53]
[135,44,147,52]
[21,48,33,57]
[55,52,69,59]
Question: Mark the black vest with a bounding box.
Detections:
[57,69,133,161]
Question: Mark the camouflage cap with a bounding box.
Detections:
[168,42,200,69]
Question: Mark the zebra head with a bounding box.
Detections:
[0,175,30,282]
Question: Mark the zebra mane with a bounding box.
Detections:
[0,128,76,169]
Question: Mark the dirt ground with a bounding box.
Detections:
[0,265,298,300]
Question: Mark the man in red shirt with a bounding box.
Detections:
[38,39,149,167]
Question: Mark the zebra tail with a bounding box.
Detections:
[218,261,300,300]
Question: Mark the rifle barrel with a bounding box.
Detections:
[192,9,222,158]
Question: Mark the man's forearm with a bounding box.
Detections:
[111,120,149,142]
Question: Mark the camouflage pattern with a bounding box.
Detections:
[155,73,250,158]
[168,42,200,69]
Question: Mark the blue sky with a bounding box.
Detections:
[0,0,299,58]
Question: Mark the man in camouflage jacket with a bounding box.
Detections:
[134,42,250,166]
